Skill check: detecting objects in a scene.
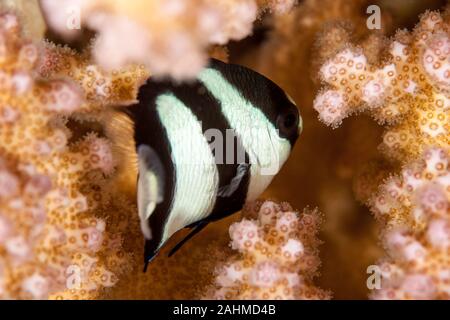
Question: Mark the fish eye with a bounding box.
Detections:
[277,109,299,137]
[283,113,297,128]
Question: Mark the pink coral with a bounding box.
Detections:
[369,147,449,299]
[371,147,449,228]
[37,41,148,115]
[203,200,330,300]
[0,12,133,299]
[39,0,296,79]
[314,11,449,162]
[313,9,450,300]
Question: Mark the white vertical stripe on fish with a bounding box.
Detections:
[198,68,291,202]
[155,93,219,247]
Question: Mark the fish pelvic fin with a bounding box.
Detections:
[137,144,165,239]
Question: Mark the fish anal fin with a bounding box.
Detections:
[143,239,160,273]
[168,221,209,257]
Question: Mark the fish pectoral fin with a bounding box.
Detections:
[167,221,209,257]
[137,144,165,239]
[217,163,250,198]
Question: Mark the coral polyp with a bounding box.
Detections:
[0,11,137,299]
[371,147,449,299]
[313,8,449,300]
[39,0,297,80]
[204,201,330,300]
[314,11,449,162]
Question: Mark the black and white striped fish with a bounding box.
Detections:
[126,59,302,271]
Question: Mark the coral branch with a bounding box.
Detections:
[0,12,135,299]
[313,9,450,300]
[39,0,297,80]
[371,147,449,300]
[38,41,149,115]
[314,11,449,162]
[203,200,330,300]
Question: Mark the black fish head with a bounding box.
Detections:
[207,58,302,147]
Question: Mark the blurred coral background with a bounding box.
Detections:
[0,0,448,299]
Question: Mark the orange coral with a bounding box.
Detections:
[37,42,149,116]
[371,147,449,299]
[203,200,330,300]
[372,147,449,229]
[313,8,450,300]
[254,0,384,299]
[39,0,296,79]
[0,12,141,299]
[314,11,449,162]
[5,0,448,301]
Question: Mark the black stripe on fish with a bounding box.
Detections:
[168,80,251,222]
[128,76,252,264]
[208,59,299,145]
[126,81,176,262]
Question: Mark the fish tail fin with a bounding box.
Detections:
[100,107,138,198]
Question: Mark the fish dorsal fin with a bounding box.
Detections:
[137,144,165,239]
